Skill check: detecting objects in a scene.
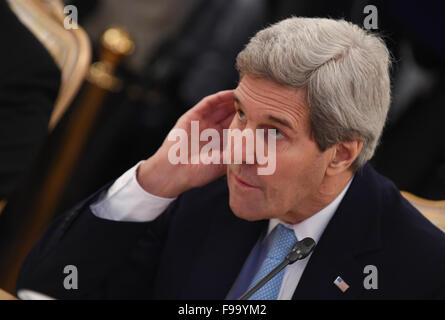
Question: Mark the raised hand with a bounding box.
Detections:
[137,90,235,198]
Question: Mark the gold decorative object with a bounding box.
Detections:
[87,27,135,92]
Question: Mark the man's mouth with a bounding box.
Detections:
[231,172,259,189]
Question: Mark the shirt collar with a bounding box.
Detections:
[267,176,354,244]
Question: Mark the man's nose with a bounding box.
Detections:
[231,126,258,165]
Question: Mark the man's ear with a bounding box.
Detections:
[326,140,363,176]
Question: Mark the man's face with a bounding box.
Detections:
[226,75,332,223]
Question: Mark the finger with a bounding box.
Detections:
[190,90,234,116]
[216,110,236,130]
[206,100,235,123]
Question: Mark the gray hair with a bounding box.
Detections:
[236,17,391,169]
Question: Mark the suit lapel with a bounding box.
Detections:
[292,164,383,299]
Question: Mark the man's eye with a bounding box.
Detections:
[269,128,285,139]
[237,109,246,121]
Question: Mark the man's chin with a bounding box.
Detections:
[228,197,268,221]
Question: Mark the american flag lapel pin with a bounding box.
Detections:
[333,276,350,292]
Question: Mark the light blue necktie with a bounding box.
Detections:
[247,223,297,300]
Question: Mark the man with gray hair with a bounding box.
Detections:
[17,17,445,300]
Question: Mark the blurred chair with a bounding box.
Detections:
[0,27,133,293]
[0,0,91,216]
[0,288,17,300]
[7,0,91,130]
[26,26,134,228]
[401,191,445,232]
[0,0,93,291]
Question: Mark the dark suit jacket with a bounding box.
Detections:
[16,164,445,299]
[0,1,61,199]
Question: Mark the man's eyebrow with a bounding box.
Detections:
[234,93,295,130]
[267,115,294,131]
[233,94,241,105]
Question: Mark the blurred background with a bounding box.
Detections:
[0,0,444,291]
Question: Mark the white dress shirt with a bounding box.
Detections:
[90,161,353,299]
